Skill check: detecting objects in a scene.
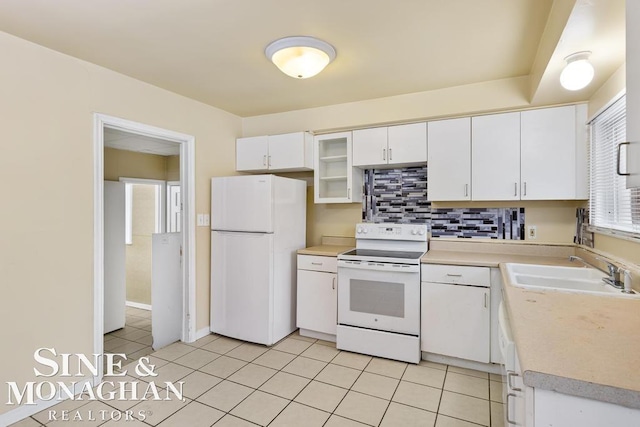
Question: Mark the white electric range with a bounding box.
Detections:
[336,223,428,364]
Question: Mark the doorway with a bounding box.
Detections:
[94,114,196,381]
[103,179,165,363]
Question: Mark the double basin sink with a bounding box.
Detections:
[504,263,639,298]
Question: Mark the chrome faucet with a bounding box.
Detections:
[596,257,624,289]
[568,255,593,268]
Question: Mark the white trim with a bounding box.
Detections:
[195,326,212,341]
[587,226,640,243]
[94,114,197,386]
[421,352,502,375]
[126,300,152,311]
[0,377,97,426]
[93,114,105,379]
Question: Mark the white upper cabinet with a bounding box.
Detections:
[388,122,428,165]
[352,123,427,168]
[627,0,640,188]
[314,132,363,203]
[352,127,387,167]
[236,131,313,173]
[521,105,580,200]
[472,112,521,201]
[236,135,269,172]
[428,117,471,201]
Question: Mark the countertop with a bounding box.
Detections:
[421,243,640,409]
[297,245,353,257]
[501,271,640,409]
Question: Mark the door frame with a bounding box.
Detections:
[94,113,196,380]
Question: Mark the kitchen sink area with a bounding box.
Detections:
[504,263,640,298]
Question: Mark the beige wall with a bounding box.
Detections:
[243,76,532,136]
[104,148,167,181]
[0,30,241,415]
[167,155,180,181]
[104,148,180,182]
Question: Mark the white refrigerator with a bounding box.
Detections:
[210,175,306,345]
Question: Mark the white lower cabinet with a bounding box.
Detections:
[507,349,640,427]
[296,255,337,340]
[421,265,490,363]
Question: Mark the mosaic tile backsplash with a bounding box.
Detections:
[361,166,525,239]
[431,208,525,239]
[362,166,431,224]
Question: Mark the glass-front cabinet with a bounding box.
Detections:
[314,132,363,203]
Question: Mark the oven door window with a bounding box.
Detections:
[350,279,404,318]
[338,266,420,335]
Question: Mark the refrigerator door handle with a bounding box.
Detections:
[212,229,272,235]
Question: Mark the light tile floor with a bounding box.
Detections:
[103,307,154,364]
[16,329,505,427]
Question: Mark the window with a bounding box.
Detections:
[589,95,640,236]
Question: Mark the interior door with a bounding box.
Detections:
[104,181,126,334]
[151,232,183,350]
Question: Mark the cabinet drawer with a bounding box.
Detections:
[421,264,490,287]
[298,255,337,273]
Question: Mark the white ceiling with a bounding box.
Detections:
[0,0,626,117]
[104,127,180,156]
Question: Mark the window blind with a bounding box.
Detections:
[589,95,640,235]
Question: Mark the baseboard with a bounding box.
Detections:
[0,377,98,426]
[422,352,502,375]
[125,301,152,311]
[194,326,211,341]
[298,329,336,342]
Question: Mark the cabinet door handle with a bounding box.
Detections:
[268,155,272,167]
[446,273,462,277]
[348,187,351,199]
[389,148,392,161]
[332,277,336,290]
[311,262,323,266]
[514,182,518,197]
[383,148,386,161]
[523,182,527,196]
[617,142,631,176]
[464,184,468,197]
[507,371,522,392]
[263,155,267,166]
[506,393,517,425]
[484,293,488,308]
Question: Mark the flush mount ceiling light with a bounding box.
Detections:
[265,36,336,79]
[560,51,594,91]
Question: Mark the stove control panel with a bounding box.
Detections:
[355,223,428,241]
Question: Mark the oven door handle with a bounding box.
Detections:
[337,260,420,273]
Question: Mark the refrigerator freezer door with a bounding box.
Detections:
[211,175,274,233]
[211,230,274,344]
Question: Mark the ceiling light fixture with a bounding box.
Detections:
[265,36,336,79]
[560,51,594,91]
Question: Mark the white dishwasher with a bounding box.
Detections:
[421,264,491,363]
